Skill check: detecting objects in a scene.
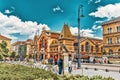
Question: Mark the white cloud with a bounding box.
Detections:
[4,10,12,14]
[80,29,94,37]
[92,25,102,30]
[70,27,103,39]
[70,27,94,37]
[89,3,120,19]
[95,0,101,3]
[94,36,103,39]
[53,5,64,12]
[88,0,93,4]
[95,20,104,24]
[0,12,50,42]
[4,7,15,14]
[88,0,101,4]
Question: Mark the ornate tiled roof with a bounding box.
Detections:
[0,34,11,40]
[26,39,33,44]
[26,39,33,42]
[102,16,120,26]
[74,36,103,45]
[46,30,60,34]
[12,41,26,46]
[45,30,60,39]
[12,39,34,46]
[61,24,73,38]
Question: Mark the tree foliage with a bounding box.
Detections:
[102,50,107,55]
[29,53,33,59]
[10,51,16,58]
[0,40,9,59]
[18,44,27,59]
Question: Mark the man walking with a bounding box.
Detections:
[68,58,72,73]
[57,55,63,75]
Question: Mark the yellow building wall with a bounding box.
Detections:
[102,21,120,54]
[75,38,103,55]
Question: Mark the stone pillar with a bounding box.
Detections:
[63,53,69,76]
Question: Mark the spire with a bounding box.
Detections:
[34,31,38,45]
[61,24,73,38]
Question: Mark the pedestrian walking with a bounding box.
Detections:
[93,58,96,64]
[54,56,58,65]
[68,59,72,73]
[57,55,63,75]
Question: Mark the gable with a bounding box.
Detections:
[80,38,95,46]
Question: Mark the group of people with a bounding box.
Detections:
[57,55,73,75]
[92,58,110,64]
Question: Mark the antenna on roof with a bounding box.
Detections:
[42,27,46,31]
[37,29,40,36]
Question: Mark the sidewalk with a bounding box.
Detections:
[71,68,120,80]
[83,63,120,67]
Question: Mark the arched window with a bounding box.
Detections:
[42,38,45,47]
[107,28,109,33]
[109,49,113,55]
[110,28,112,33]
[91,46,93,52]
[108,27,112,33]
[96,45,99,52]
[101,47,103,52]
[85,42,90,52]
[118,49,120,55]
[117,26,120,32]
[81,45,84,52]
[117,26,119,32]
[117,37,120,43]
[108,38,112,44]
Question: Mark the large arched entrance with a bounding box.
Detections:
[39,37,48,60]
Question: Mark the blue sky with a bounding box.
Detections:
[0,0,120,43]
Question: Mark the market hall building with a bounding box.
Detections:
[36,24,103,62]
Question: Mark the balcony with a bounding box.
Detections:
[103,43,120,47]
[104,32,120,36]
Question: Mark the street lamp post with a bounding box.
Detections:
[34,44,36,63]
[78,5,84,68]
[33,31,38,63]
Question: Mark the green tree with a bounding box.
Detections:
[102,50,107,55]
[10,51,16,58]
[29,54,33,59]
[0,40,9,59]
[16,54,20,58]
[18,44,27,60]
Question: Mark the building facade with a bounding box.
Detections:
[12,39,34,57]
[37,24,74,60]
[12,41,26,56]
[74,37,103,58]
[102,16,120,55]
[36,24,103,61]
[0,34,11,52]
